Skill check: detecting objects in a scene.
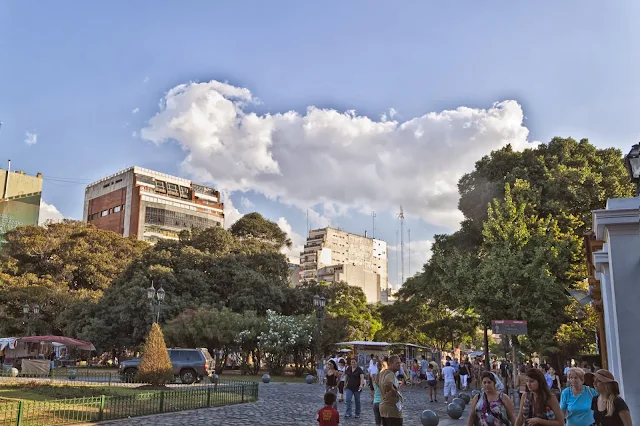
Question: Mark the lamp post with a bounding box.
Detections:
[22,303,40,336]
[147,281,166,323]
[313,294,326,382]
[624,143,640,196]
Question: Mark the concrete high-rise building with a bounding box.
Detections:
[0,163,43,244]
[83,167,224,242]
[299,227,388,303]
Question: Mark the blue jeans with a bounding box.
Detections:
[345,389,361,416]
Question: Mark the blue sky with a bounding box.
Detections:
[1,1,639,286]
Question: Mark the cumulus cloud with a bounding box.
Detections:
[38,200,65,225]
[141,80,536,230]
[240,196,254,209]
[222,193,243,229]
[132,107,140,114]
[277,217,305,264]
[24,131,38,146]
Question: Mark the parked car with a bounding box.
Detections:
[118,348,214,384]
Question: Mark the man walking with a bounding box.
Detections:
[379,355,403,426]
[344,358,364,419]
[441,361,456,404]
[419,355,428,388]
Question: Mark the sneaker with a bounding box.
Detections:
[355,415,360,418]
[345,414,351,418]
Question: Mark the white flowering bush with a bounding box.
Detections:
[257,310,314,375]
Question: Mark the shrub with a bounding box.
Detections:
[135,323,173,385]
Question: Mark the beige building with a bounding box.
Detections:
[299,227,389,303]
[0,164,43,244]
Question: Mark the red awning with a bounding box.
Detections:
[18,336,96,351]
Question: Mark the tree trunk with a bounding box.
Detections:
[484,325,490,370]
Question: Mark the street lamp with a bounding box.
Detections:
[313,294,326,382]
[22,303,40,336]
[624,143,640,196]
[147,281,166,323]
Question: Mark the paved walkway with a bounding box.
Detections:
[93,382,473,425]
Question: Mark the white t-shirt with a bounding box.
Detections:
[442,366,455,383]
[368,360,378,375]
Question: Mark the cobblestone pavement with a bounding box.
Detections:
[94,382,473,426]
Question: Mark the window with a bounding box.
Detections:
[166,182,180,196]
[144,207,221,230]
[179,186,190,199]
[101,210,108,217]
[155,180,166,193]
[113,206,121,213]
[115,179,122,184]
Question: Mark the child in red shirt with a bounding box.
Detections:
[317,392,340,425]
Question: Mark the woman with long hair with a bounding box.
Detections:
[588,369,632,426]
[515,368,564,426]
[467,371,516,426]
[325,360,340,409]
[372,359,387,426]
[560,367,597,426]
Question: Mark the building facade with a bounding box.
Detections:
[0,164,43,244]
[83,167,224,242]
[589,196,640,417]
[299,227,388,303]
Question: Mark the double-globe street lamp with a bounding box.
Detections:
[147,282,166,323]
[624,143,640,196]
[23,303,40,336]
[313,294,326,382]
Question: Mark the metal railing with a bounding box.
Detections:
[0,381,258,425]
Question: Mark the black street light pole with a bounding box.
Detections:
[22,303,40,336]
[624,143,640,196]
[147,281,166,323]
[313,294,326,381]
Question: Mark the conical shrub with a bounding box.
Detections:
[135,323,173,385]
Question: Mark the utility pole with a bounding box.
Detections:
[408,228,411,277]
[399,205,405,285]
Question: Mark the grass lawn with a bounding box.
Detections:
[0,382,155,401]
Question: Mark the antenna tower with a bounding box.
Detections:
[399,205,405,285]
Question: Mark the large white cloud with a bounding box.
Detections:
[141,80,535,229]
[38,200,65,225]
[276,217,305,264]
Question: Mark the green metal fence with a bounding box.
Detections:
[0,369,215,386]
[0,381,259,425]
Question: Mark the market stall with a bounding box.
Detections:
[0,335,96,370]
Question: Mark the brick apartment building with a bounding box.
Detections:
[83,166,224,242]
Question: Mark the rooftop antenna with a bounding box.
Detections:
[306,209,309,235]
[395,229,399,287]
[372,211,376,239]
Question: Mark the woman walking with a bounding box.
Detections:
[588,369,632,426]
[325,360,340,409]
[426,363,438,403]
[467,371,516,426]
[515,368,564,426]
[372,359,387,426]
[560,367,597,426]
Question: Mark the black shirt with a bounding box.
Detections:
[591,396,629,426]
[345,366,364,392]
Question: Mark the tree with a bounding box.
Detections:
[135,323,173,386]
[258,310,314,375]
[230,212,291,250]
[0,221,146,337]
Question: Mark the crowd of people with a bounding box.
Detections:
[317,354,633,426]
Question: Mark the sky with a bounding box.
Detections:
[1,1,639,287]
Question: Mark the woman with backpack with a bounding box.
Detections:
[467,371,516,426]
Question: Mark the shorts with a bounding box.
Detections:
[373,402,381,424]
[381,417,403,426]
[419,373,426,380]
[339,381,345,394]
[444,381,457,397]
[427,380,437,387]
